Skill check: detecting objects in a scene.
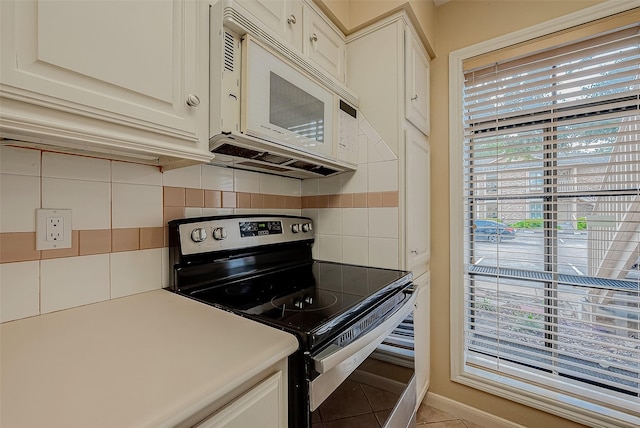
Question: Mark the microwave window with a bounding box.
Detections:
[270,72,325,144]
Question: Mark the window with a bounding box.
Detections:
[451,9,640,427]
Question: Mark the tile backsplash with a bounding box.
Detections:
[0,113,399,322]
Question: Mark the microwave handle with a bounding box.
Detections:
[312,291,416,374]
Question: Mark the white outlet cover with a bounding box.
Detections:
[36,209,72,250]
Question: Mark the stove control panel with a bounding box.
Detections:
[176,216,314,255]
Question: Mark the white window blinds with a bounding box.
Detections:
[462,23,640,414]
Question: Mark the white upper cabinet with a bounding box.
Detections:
[406,125,430,278]
[234,0,346,83]
[237,0,304,51]
[405,29,430,136]
[303,5,346,82]
[0,0,211,168]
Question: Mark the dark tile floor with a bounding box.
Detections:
[311,379,483,428]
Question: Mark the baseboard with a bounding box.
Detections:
[424,392,526,428]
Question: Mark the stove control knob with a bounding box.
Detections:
[190,228,208,243]
[302,223,312,233]
[213,227,227,240]
[291,224,300,233]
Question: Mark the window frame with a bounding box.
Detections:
[448,2,640,427]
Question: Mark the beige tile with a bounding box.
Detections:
[0,146,40,176]
[318,209,342,235]
[234,169,260,193]
[185,207,203,218]
[42,178,111,230]
[416,404,458,424]
[0,232,40,263]
[339,194,353,208]
[204,190,222,208]
[110,249,162,298]
[237,192,251,208]
[352,193,367,208]
[112,228,139,252]
[202,165,234,190]
[222,191,237,208]
[341,168,367,194]
[342,236,368,266]
[368,160,398,192]
[274,195,285,209]
[259,174,282,195]
[369,208,398,238]
[42,152,110,181]
[367,192,382,207]
[250,193,264,209]
[41,230,79,259]
[0,174,40,233]
[302,196,316,209]
[162,164,201,188]
[284,195,301,209]
[79,229,111,255]
[0,260,40,322]
[302,178,319,196]
[318,175,341,195]
[40,254,110,313]
[111,161,161,185]
[185,188,204,207]
[319,379,371,421]
[163,207,185,224]
[369,238,398,269]
[328,194,341,208]
[317,234,342,262]
[382,191,399,207]
[281,177,301,196]
[113,183,163,228]
[263,194,277,209]
[163,186,185,207]
[140,227,164,250]
[161,247,170,288]
[342,208,368,237]
[317,195,329,208]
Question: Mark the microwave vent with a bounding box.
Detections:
[223,31,235,72]
[238,161,290,173]
[289,161,337,176]
[254,153,291,165]
[213,143,261,159]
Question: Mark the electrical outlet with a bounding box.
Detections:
[36,209,72,250]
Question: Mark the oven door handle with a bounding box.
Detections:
[312,291,416,374]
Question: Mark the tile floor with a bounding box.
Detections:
[311,379,483,428]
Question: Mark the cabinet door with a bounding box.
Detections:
[0,0,210,162]
[413,272,430,409]
[239,0,303,51]
[304,6,345,82]
[195,372,284,428]
[404,28,430,135]
[406,125,430,278]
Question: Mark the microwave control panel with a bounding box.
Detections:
[337,100,358,165]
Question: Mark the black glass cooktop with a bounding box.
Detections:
[186,261,411,347]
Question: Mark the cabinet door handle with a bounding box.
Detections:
[310,33,318,42]
[410,249,419,255]
[411,95,419,101]
[186,94,200,107]
[287,15,297,25]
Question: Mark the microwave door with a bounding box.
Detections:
[243,37,335,158]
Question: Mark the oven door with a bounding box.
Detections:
[309,288,416,422]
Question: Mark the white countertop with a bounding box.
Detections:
[1,290,299,428]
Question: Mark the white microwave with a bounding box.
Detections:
[210,14,359,178]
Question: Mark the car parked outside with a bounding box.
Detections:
[473,220,516,243]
